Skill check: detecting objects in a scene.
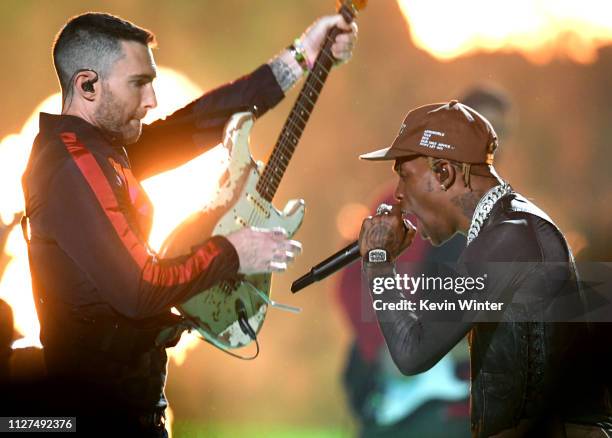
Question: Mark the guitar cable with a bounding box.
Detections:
[217,300,260,360]
[235,299,258,341]
[180,304,260,361]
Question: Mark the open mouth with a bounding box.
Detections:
[401,209,430,242]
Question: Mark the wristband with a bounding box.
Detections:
[288,38,309,72]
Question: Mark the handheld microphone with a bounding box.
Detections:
[291,203,406,293]
[291,241,360,293]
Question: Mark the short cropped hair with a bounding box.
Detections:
[52,12,156,98]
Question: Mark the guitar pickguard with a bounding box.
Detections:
[161,112,305,348]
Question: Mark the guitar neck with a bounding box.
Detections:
[257,5,358,202]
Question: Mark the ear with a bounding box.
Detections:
[74,70,99,101]
[432,159,456,191]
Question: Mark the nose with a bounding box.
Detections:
[143,83,157,111]
[394,180,404,201]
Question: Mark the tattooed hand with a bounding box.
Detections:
[358,205,416,260]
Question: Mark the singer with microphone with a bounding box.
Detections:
[355,101,612,437]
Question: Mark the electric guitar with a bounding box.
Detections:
[161,0,367,353]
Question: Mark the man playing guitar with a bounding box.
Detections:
[20,11,356,436]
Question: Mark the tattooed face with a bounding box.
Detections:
[393,157,456,246]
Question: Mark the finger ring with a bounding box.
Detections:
[376,203,392,215]
[269,261,287,272]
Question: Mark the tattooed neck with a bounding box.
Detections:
[450,191,483,225]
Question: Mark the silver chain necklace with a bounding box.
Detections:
[466,183,512,246]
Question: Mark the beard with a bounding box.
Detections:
[94,86,142,145]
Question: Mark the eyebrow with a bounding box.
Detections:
[394,155,424,174]
[129,73,156,82]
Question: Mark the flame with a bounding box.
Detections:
[0,67,225,365]
[397,0,612,64]
[0,94,62,348]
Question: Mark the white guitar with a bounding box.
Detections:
[160,1,367,354]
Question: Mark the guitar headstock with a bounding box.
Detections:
[336,0,367,22]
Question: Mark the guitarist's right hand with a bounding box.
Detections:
[226,227,302,275]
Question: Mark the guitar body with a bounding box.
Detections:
[161,112,305,349]
[162,0,365,353]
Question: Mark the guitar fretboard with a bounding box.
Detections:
[256,6,356,202]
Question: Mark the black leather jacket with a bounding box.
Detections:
[364,193,612,437]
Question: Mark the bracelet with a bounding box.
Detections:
[288,38,309,72]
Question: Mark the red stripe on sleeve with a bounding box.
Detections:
[60,132,221,286]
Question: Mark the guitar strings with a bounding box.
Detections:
[260,63,331,199]
[259,41,334,194]
[259,73,326,197]
[258,34,336,202]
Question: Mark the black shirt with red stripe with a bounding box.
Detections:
[21,64,284,416]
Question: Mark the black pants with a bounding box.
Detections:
[1,376,168,437]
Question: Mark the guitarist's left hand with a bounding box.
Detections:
[300,14,358,66]
[269,14,357,92]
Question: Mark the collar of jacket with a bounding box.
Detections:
[38,112,126,151]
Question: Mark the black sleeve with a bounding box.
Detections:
[363,262,474,375]
[364,219,556,375]
[44,157,240,320]
[127,64,285,180]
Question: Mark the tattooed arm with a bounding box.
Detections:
[359,203,541,375]
[268,14,357,92]
[362,259,474,375]
[268,51,304,93]
[358,207,473,375]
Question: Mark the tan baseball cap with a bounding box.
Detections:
[360,100,499,176]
